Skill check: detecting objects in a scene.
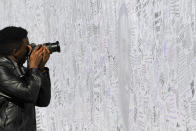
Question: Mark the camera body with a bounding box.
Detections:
[26,41,60,56]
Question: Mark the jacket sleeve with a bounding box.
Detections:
[35,67,51,107]
[0,66,43,104]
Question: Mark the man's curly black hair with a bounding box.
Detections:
[0,26,28,56]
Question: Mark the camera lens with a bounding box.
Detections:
[44,41,60,53]
[27,41,61,55]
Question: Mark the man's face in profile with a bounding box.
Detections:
[14,37,29,66]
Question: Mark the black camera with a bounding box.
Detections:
[26,41,61,56]
[25,41,61,68]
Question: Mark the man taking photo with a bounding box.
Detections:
[0,26,51,131]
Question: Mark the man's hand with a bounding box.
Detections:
[39,44,50,71]
[28,45,44,68]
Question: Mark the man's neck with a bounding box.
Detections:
[7,55,19,63]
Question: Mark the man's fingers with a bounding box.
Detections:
[32,45,42,54]
[41,47,49,62]
[46,47,50,54]
[27,45,32,51]
[43,48,46,58]
[37,44,44,54]
[43,45,50,54]
[34,45,41,51]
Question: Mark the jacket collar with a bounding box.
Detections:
[0,55,27,77]
[0,55,17,68]
[0,55,12,63]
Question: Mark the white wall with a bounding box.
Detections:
[0,0,196,130]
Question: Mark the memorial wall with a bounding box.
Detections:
[0,0,196,130]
